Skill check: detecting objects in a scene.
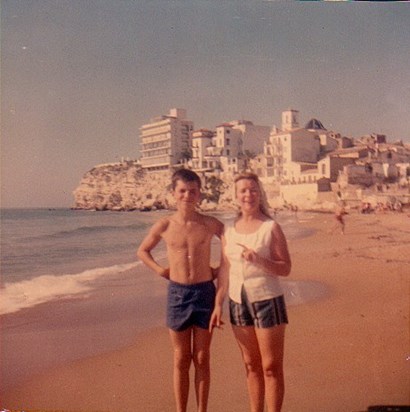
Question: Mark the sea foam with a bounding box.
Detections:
[0,262,140,315]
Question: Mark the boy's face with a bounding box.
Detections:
[173,179,201,209]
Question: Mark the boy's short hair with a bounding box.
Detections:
[171,169,202,190]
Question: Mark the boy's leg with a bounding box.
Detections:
[192,326,212,412]
[169,328,193,412]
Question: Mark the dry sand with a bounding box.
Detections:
[2,211,409,412]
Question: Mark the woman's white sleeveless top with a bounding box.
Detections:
[224,219,283,304]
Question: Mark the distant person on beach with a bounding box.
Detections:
[210,172,291,412]
[137,169,223,412]
[291,204,298,221]
[333,203,348,234]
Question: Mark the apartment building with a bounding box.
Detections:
[139,108,194,172]
[257,109,356,184]
[191,129,214,170]
[258,109,320,182]
[191,120,270,174]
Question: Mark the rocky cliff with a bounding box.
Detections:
[72,161,237,211]
[74,161,401,213]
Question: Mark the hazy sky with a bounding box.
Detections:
[2,1,410,208]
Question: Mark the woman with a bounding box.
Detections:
[210,172,291,412]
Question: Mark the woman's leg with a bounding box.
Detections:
[255,324,286,412]
[232,325,265,412]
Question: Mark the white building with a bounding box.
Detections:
[191,120,270,174]
[139,108,194,172]
[281,108,299,131]
[260,109,320,182]
[191,129,214,170]
[229,120,271,155]
[305,118,339,152]
[258,109,353,184]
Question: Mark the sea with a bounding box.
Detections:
[0,208,323,389]
[1,208,167,315]
[0,207,317,316]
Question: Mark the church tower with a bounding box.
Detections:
[281,109,299,131]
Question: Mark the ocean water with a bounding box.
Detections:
[0,208,316,315]
[0,208,166,314]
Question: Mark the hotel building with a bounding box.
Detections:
[139,108,194,172]
[191,120,270,174]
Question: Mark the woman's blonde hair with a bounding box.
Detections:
[234,172,272,219]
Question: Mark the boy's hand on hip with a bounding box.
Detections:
[158,267,170,279]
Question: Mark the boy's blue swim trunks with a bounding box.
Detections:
[166,279,216,331]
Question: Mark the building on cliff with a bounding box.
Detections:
[135,107,410,208]
[254,108,357,185]
[139,108,194,172]
[189,120,270,174]
[74,108,410,211]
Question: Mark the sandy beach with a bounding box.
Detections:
[1,211,409,412]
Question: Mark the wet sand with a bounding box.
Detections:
[1,211,409,411]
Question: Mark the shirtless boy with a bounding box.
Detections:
[137,169,223,412]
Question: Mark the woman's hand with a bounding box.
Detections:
[237,243,260,264]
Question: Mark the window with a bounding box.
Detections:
[226,138,230,145]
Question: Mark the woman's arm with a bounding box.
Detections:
[239,222,291,277]
[209,234,229,331]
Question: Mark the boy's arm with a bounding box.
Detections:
[137,219,170,279]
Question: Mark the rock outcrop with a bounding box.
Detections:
[72,161,236,211]
[73,160,408,213]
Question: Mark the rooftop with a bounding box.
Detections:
[305,118,327,131]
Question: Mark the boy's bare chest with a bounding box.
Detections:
[163,221,210,249]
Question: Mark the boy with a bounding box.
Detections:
[137,169,223,412]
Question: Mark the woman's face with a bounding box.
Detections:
[235,178,261,213]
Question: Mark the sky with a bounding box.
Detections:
[1,1,410,208]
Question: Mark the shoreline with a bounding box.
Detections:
[2,212,409,411]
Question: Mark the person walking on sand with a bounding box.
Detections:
[210,172,291,412]
[137,169,223,412]
[333,203,348,235]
